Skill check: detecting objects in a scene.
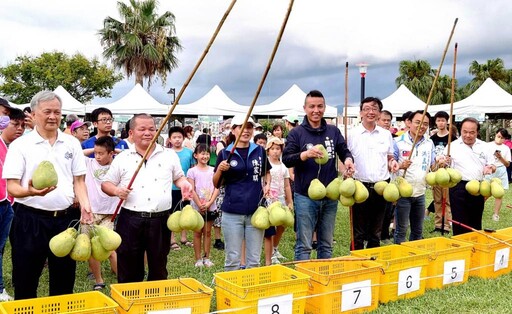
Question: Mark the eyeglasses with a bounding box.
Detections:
[97,118,113,123]
[412,120,429,128]
[362,107,379,113]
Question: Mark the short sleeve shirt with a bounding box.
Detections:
[2,128,86,210]
[103,145,184,212]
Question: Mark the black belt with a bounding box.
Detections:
[360,181,376,189]
[360,178,390,189]
[18,203,77,218]
[122,208,170,218]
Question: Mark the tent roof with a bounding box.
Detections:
[54,86,86,114]
[381,84,426,117]
[341,85,426,118]
[252,84,338,118]
[174,85,247,116]
[453,78,512,114]
[88,84,170,115]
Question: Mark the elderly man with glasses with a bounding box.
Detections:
[81,107,128,158]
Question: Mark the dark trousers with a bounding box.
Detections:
[116,208,171,283]
[10,203,80,300]
[380,202,394,240]
[449,181,485,235]
[352,188,386,250]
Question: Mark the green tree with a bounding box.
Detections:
[98,0,182,88]
[431,74,460,105]
[395,60,435,102]
[0,52,122,104]
[465,58,509,95]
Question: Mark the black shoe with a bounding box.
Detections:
[213,240,225,250]
[312,241,318,250]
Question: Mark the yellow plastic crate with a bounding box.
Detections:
[351,244,429,304]
[295,257,382,314]
[214,265,310,314]
[401,237,473,290]
[0,291,117,314]
[110,278,213,314]
[452,231,512,278]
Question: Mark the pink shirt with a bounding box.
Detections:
[187,166,217,212]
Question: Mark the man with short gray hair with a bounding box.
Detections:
[3,90,93,299]
[64,114,79,134]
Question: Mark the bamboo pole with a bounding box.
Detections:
[111,0,238,221]
[450,219,512,248]
[403,18,458,177]
[344,62,355,251]
[218,0,295,171]
[441,42,458,235]
[280,255,375,266]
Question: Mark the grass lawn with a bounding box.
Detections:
[2,186,512,313]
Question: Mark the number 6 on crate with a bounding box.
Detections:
[258,294,293,314]
[397,267,422,296]
[341,279,372,312]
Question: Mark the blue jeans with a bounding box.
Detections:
[294,193,337,260]
[0,201,13,291]
[221,212,264,271]
[394,195,425,244]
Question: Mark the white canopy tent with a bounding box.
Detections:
[174,85,247,116]
[6,86,86,115]
[54,86,86,115]
[87,84,170,115]
[252,84,338,118]
[341,85,427,118]
[430,78,512,116]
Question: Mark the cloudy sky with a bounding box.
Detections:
[1,0,511,111]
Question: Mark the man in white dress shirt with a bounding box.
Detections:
[444,117,495,235]
[102,113,192,283]
[348,97,399,250]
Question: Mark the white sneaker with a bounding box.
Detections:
[273,249,286,260]
[492,214,500,222]
[271,256,281,265]
[0,289,13,302]
[194,259,204,267]
[203,258,214,268]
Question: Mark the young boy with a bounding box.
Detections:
[254,133,267,147]
[82,136,119,290]
[167,126,195,250]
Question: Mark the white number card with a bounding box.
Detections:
[341,279,372,312]
[397,267,422,296]
[258,293,293,314]
[494,247,510,272]
[443,259,465,285]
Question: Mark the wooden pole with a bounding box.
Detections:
[344,62,355,251]
[403,18,458,177]
[218,0,295,178]
[441,42,458,235]
[111,0,238,221]
[450,219,512,248]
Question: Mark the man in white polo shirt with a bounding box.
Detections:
[3,91,93,300]
[102,113,192,283]
[444,117,495,235]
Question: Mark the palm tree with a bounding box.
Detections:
[98,0,182,88]
[395,60,435,102]
[431,75,458,105]
[466,58,508,94]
